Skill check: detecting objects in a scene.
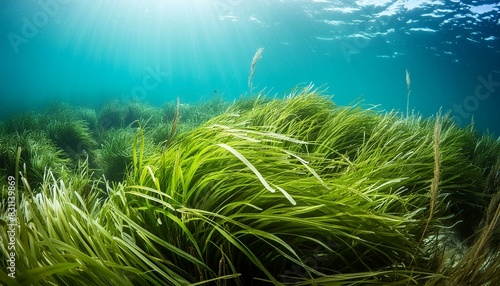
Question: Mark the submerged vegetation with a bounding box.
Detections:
[1,86,499,285]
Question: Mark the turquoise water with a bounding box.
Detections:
[1,0,499,133]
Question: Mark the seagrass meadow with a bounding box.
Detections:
[1,86,500,285]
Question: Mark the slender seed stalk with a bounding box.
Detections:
[406,69,411,118]
[164,97,180,150]
[420,114,441,245]
[248,48,264,93]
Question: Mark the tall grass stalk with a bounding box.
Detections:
[248,47,264,93]
[406,69,411,117]
[164,97,180,150]
[420,114,442,244]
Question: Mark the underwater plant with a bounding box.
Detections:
[161,95,229,127]
[97,100,127,130]
[74,107,99,134]
[248,47,264,93]
[125,102,163,127]
[150,96,230,146]
[98,100,162,131]
[406,69,411,117]
[1,86,499,285]
[95,128,139,182]
[0,131,70,188]
[131,86,499,283]
[45,118,96,164]
[0,111,41,134]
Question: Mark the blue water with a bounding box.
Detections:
[1,0,499,133]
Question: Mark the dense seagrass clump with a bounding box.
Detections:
[1,86,499,285]
[0,131,70,185]
[133,86,499,284]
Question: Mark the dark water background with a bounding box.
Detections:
[1,0,499,134]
